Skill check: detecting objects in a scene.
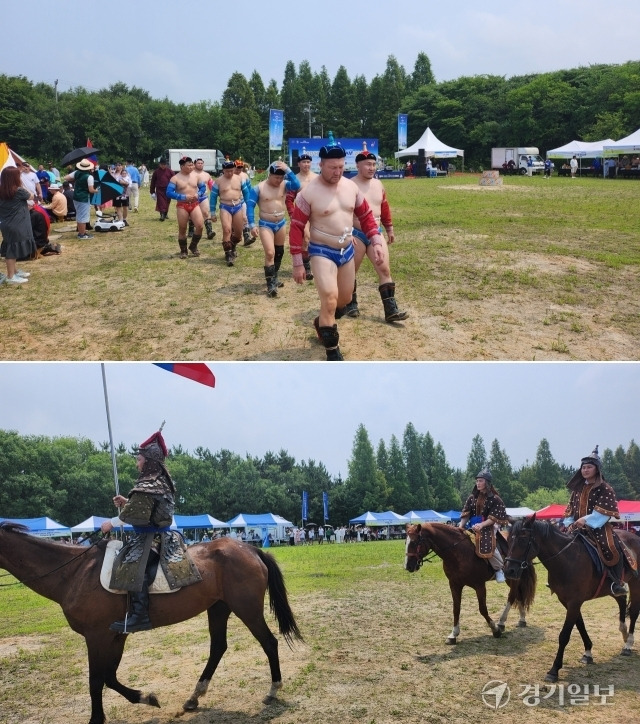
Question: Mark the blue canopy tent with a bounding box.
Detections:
[404,510,451,523]
[226,513,294,547]
[441,510,462,521]
[0,516,72,537]
[349,511,380,525]
[173,514,228,542]
[71,515,132,533]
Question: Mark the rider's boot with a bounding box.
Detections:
[609,560,628,597]
[110,577,152,633]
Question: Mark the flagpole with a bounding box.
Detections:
[101,363,120,497]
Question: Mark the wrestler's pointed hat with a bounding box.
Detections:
[356,141,376,163]
[319,131,346,159]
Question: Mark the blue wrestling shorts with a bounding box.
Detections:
[259,218,286,233]
[352,227,383,247]
[220,201,244,216]
[308,241,355,267]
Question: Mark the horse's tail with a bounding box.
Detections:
[508,561,537,611]
[255,548,304,647]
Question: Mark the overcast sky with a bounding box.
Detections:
[3,1,639,106]
[1,362,638,479]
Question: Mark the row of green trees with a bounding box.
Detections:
[2,55,639,171]
[1,428,638,528]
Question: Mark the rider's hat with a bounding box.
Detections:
[136,429,168,462]
[580,445,601,471]
[476,467,493,483]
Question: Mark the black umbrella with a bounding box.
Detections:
[91,167,123,206]
[61,146,101,167]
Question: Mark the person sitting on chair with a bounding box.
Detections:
[101,426,201,633]
[563,445,628,597]
[458,468,509,582]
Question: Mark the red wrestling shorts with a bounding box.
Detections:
[177,200,199,213]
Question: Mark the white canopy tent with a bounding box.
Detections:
[547,138,615,158]
[603,128,640,155]
[395,126,464,162]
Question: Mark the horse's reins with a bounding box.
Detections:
[407,531,469,569]
[504,526,577,571]
[0,529,104,587]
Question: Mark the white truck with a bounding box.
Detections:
[491,147,545,175]
[163,148,226,175]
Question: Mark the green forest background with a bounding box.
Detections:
[2,53,639,170]
[1,427,638,527]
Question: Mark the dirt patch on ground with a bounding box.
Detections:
[1,578,638,724]
[0,194,638,361]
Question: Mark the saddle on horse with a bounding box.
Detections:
[575,526,638,597]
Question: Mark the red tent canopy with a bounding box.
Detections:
[535,504,567,519]
[618,500,640,513]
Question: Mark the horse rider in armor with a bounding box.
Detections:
[101,427,201,633]
[458,468,509,582]
[563,445,630,597]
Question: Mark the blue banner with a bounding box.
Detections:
[398,114,408,150]
[288,137,379,173]
[323,491,329,522]
[269,109,284,151]
[302,490,308,521]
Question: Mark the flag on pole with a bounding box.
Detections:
[153,363,215,388]
[269,109,284,151]
[322,491,329,522]
[398,114,408,150]
[302,491,308,522]
[86,138,98,165]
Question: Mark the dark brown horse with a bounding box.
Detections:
[0,522,302,724]
[504,514,640,682]
[405,523,536,643]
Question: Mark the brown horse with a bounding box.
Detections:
[504,514,640,682]
[405,523,536,643]
[0,522,302,724]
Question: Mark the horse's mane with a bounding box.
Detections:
[0,522,29,534]
[417,522,468,540]
[510,517,571,542]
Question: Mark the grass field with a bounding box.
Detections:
[1,174,638,360]
[1,539,639,724]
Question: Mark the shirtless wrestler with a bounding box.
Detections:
[193,158,216,240]
[342,145,408,322]
[285,152,315,281]
[210,159,251,266]
[289,134,384,360]
[247,160,300,297]
[166,157,205,258]
[234,160,254,246]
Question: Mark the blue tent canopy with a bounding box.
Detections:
[349,511,409,526]
[405,510,451,523]
[226,513,293,527]
[441,510,462,520]
[174,514,227,529]
[0,516,72,537]
[71,515,132,532]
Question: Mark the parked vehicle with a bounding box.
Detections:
[163,149,226,175]
[491,147,545,175]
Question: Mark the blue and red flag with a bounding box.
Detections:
[86,138,99,165]
[153,363,215,388]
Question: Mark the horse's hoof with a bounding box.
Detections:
[580,655,594,665]
[146,692,161,708]
[497,623,505,633]
[544,671,558,683]
[263,694,277,705]
[445,637,457,645]
[492,629,502,638]
[620,648,632,657]
[183,697,198,711]
[517,621,527,628]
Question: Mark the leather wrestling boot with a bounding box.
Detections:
[379,282,409,322]
[318,324,344,361]
[159,212,166,221]
[205,219,215,240]
[189,234,202,257]
[264,265,278,297]
[187,220,194,238]
[178,239,188,259]
[110,583,152,634]
[274,246,285,288]
[243,226,255,246]
[223,241,234,266]
[342,281,359,317]
[303,258,314,280]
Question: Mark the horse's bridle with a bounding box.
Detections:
[505,524,577,571]
[405,534,432,569]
